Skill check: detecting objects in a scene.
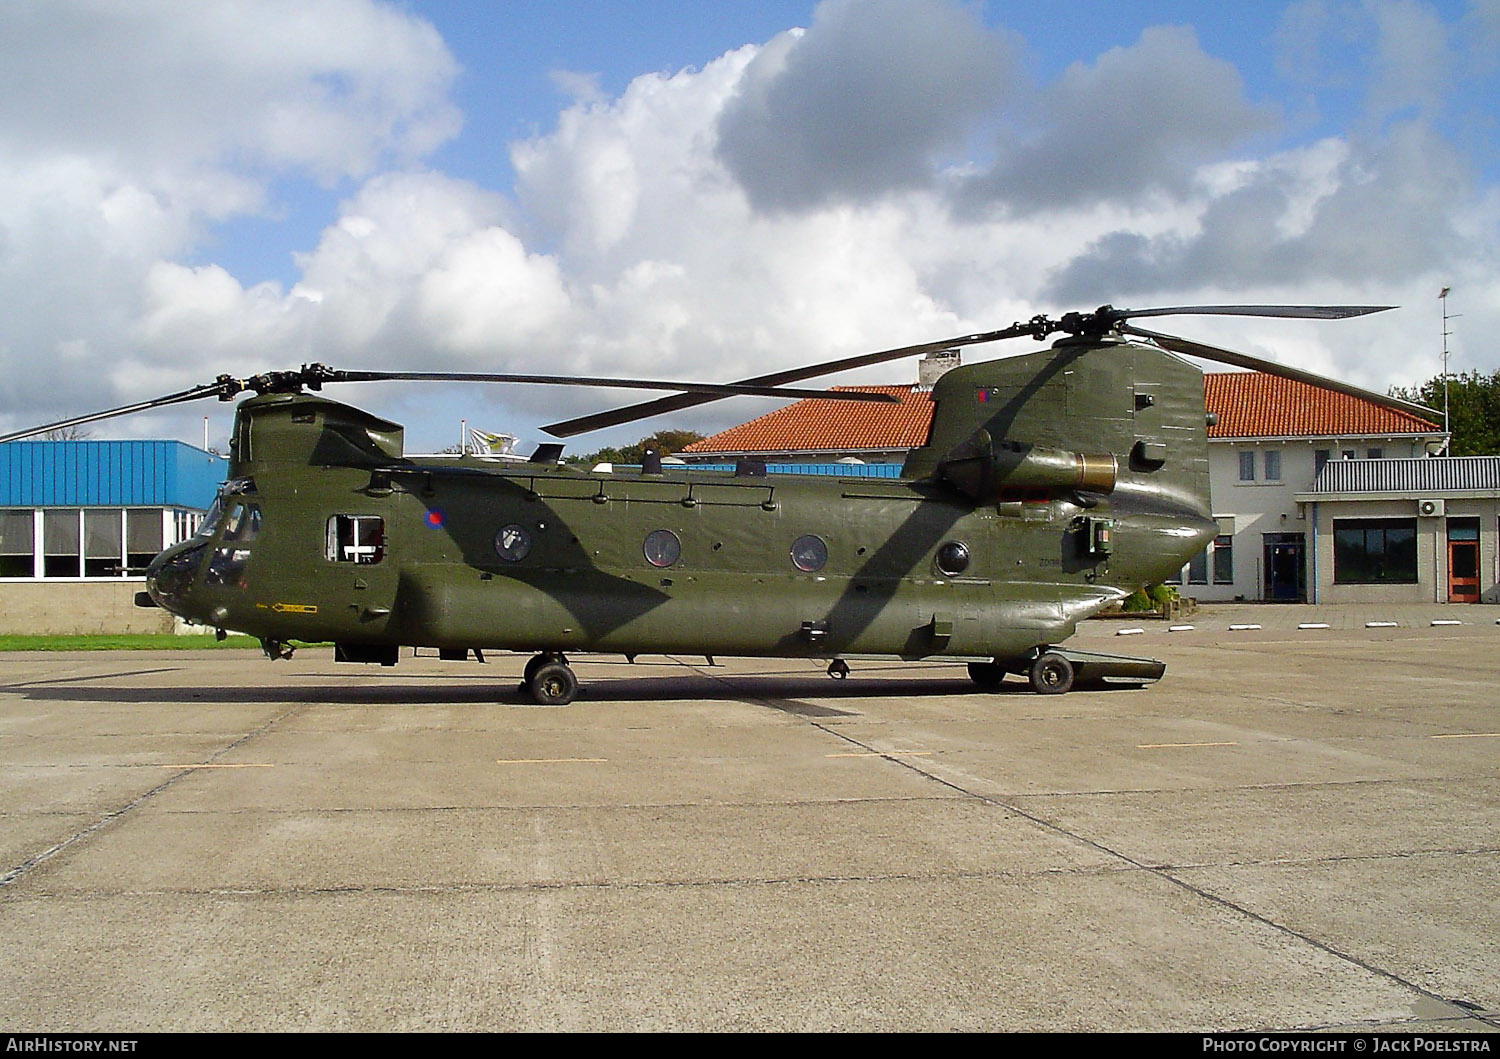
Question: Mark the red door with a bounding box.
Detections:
[1449,540,1479,603]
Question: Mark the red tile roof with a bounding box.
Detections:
[1204,372,1439,438]
[681,386,934,455]
[683,373,1441,455]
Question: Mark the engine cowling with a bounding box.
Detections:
[935,428,1117,503]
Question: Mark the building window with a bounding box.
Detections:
[1367,447,1383,459]
[1263,450,1282,482]
[84,509,123,578]
[126,509,163,574]
[1,507,181,579]
[1212,535,1234,584]
[1314,449,1330,476]
[1333,518,1417,584]
[43,509,81,578]
[1341,449,1356,460]
[0,509,34,577]
[173,510,202,544]
[1238,451,1255,482]
[1187,548,1208,584]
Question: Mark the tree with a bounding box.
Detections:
[567,429,706,466]
[1390,370,1500,456]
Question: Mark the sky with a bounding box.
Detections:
[1,0,1497,454]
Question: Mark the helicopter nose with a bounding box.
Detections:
[144,540,209,615]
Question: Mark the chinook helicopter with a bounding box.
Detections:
[2,303,1434,703]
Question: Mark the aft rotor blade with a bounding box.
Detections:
[0,381,230,444]
[326,370,898,404]
[1114,305,1395,323]
[1120,324,1441,420]
[540,322,1047,438]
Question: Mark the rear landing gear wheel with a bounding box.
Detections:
[1028,652,1074,695]
[528,660,579,705]
[968,661,1008,692]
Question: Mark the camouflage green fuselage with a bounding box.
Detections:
[147,336,1218,665]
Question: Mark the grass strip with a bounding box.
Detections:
[0,634,263,651]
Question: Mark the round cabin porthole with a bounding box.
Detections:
[643,529,682,568]
[790,534,828,573]
[936,540,970,576]
[495,524,532,562]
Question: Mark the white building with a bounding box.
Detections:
[1182,373,1446,602]
[1296,456,1500,605]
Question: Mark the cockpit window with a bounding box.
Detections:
[204,546,252,587]
[195,497,224,539]
[222,503,261,543]
[195,479,256,541]
[327,515,384,564]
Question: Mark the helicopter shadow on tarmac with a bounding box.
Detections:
[4,664,1145,711]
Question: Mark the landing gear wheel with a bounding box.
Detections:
[1028,652,1075,695]
[522,648,567,690]
[967,661,1008,692]
[528,660,579,706]
[827,659,850,680]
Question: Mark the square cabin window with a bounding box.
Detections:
[327,515,384,564]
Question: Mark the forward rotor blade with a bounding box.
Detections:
[0,381,229,444]
[326,370,898,404]
[1114,305,1395,323]
[1120,324,1441,421]
[541,322,1047,438]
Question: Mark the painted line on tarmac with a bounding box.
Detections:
[1136,741,1240,749]
[495,757,609,764]
[1429,732,1500,740]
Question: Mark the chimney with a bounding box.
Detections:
[917,349,961,390]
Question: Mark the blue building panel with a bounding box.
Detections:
[0,441,226,508]
[683,462,904,478]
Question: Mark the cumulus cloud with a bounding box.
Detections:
[1,0,1497,449]
[1045,123,1480,301]
[959,25,1276,215]
[715,0,1020,212]
[0,0,459,183]
[0,0,461,431]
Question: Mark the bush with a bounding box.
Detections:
[1121,585,1176,613]
[1120,589,1154,612]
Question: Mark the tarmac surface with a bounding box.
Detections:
[1,602,1497,1032]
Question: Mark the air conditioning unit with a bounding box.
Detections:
[1418,498,1445,518]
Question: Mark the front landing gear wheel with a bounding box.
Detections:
[1028,652,1075,695]
[967,661,1007,692]
[528,660,579,705]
